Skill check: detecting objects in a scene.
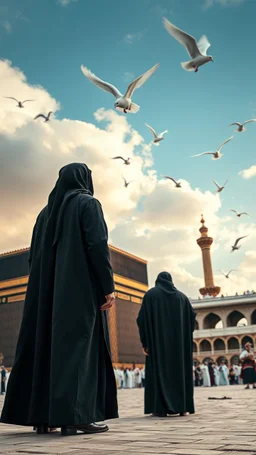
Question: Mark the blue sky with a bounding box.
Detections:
[1,0,256,293]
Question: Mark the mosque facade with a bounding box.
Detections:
[0,246,148,367]
[192,216,256,365]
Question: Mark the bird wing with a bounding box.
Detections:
[217,136,233,153]
[243,119,256,125]
[227,269,237,277]
[34,114,46,120]
[112,156,125,161]
[163,17,201,59]
[197,35,211,56]
[223,179,229,187]
[22,99,35,103]
[192,152,214,157]
[234,235,248,247]
[48,111,53,118]
[5,96,19,103]
[229,209,238,214]
[229,122,242,127]
[213,180,220,189]
[164,176,177,184]
[124,63,159,98]
[145,123,158,138]
[81,65,122,98]
[218,270,226,276]
[240,212,249,216]
[159,129,168,138]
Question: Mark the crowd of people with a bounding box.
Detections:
[194,342,256,389]
[113,367,145,389]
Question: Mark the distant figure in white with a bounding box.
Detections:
[134,367,142,388]
[218,361,229,385]
[201,362,211,387]
[213,363,220,386]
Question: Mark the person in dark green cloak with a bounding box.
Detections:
[137,271,196,417]
[1,163,118,435]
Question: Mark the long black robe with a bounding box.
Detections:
[137,272,196,415]
[1,163,118,427]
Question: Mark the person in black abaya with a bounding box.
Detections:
[1,163,118,436]
[137,271,196,417]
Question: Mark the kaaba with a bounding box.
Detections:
[0,246,148,367]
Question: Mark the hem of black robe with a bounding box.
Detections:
[144,408,195,415]
[0,412,119,427]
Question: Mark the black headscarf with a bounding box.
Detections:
[155,271,177,294]
[45,163,94,246]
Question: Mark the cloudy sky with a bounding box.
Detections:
[1,0,256,297]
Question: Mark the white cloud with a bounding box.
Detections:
[1,59,256,298]
[203,0,246,9]
[123,31,144,45]
[239,164,256,179]
[57,0,78,6]
[0,20,12,33]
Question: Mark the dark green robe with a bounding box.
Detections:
[1,163,118,427]
[137,272,196,415]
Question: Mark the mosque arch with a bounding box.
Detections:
[216,356,228,365]
[193,342,198,353]
[199,339,212,352]
[213,338,226,351]
[227,337,239,350]
[194,319,199,330]
[241,336,254,347]
[203,313,222,330]
[227,310,247,327]
[251,310,256,325]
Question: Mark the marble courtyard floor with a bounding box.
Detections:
[0,385,256,455]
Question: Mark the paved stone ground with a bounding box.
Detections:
[0,385,256,455]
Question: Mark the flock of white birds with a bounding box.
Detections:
[4,17,255,280]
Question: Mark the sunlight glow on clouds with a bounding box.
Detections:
[1,59,256,297]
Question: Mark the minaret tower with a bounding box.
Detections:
[197,215,220,297]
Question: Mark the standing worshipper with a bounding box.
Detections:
[213,363,219,386]
[126,369,133,389]
[137,271,196,417]
[1,163,118,435]
[201,363,211,387]
[1,366,6,395]
[208,362,215,387]
[195,365,202,387]
[218,361,229,386]
[240,342,256,389]
[141,367,145,388]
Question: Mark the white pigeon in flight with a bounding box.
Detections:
[164,176,182,188]
[229,209,249,218]
[192,137,233,160]
[163,17,213,72]
[213,179,228,193]
[231,235,248,252]
[218,269,238,279]
[145,123,168,145]
[229,119,256,132]
[81,63,159,114]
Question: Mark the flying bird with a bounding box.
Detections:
[34,111,53,122]
[229,119,256,132]
[230,209,249,218]
[213,179,228,193]
[123,177,134,188]
[231,235,248,252]
[163,17,213,72]
[218,269,238,279]
[192,137,233,160]
[5,97,34,108]
[164,176,182,188]
[112,156,131,165]
[145,123,168,145]
[81,63,159,114]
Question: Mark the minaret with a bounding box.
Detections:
[197,215,220,297]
